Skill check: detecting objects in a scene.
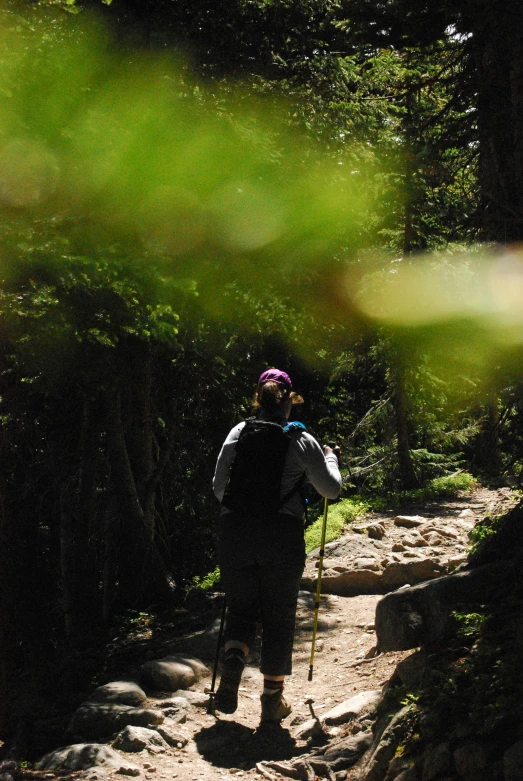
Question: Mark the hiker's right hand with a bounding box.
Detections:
[324,444,341,460]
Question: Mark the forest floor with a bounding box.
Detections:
[36,485,516,781]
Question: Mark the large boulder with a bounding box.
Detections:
[376,563,507,651]
[140,655,209,691]
[69,702,164,740]
[362,705,414,781]
[86,682,147,707]
[302,569,382,597]
[394,515,425,528]
[381,559,446,589]
[321,691,381,726]
[37,744,140,776]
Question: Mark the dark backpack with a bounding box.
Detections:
[221,418,306,515]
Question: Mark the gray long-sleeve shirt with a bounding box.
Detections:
[213,421,342,519]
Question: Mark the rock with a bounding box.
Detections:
[321,691,381,726]
[446,554,467,571]
[392,543,406,552]
[171,689,209,707]
[86,682,147,707]
[321,732,373,771]
[156,721,189,748]
[376,563,507,651]
[140,656,209,692]
[354,523,386,540]
[80,769,109,780]
[453,741,488,779]
[394,651,426,688]
[316,569,383,596]
[436,526,459,540]
[262,760,301,779]
[381,559,446,589]
[37,744,140,776]
[367,523,386,540]
[403,532,429,548]
[458,509,475,520]
[113,726,169,753]
[422,742,453,781]
[504,740,523,781]
[363,705,414,781]
[70,703,164,740]
[353,558,381,571]
[424,532,445,547]
[150,696,191,711]
[383,757,412,781]
[293,718,325,741]
[394,515,425,528]
[315,558,339,570]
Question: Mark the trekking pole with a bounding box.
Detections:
[207,595,227,715]
[308,495,329,681]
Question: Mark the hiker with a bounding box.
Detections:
[212,368,342,724]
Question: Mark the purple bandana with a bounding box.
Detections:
[258,368,292,392]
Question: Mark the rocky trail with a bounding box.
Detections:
[35,486,516,781]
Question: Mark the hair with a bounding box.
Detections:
[253,381,304,413]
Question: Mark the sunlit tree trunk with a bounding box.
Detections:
[390,361,418,490]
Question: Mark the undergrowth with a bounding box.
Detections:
[367,471,477,512]
[304,497,370,552]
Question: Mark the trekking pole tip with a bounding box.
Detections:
[308,666,314,682]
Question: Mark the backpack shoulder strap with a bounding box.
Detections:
[278,421,308,510]
[283,421,307,433]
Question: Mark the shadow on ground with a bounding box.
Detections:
[194,719,306,769]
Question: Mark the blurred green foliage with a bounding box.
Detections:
[1,0,523,756]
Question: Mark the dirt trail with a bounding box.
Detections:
[96,486,515,781]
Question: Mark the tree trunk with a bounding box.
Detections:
[390,362,418,490]
[107,379,175,608]
[0,485,18,739]
[474,1,523,243]
[60,399,101,647]
[402,74,417,256]
[475,394,503,479]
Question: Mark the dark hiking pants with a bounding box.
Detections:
[218,511,306,676]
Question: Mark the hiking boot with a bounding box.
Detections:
[215,655,244,714]
[260,692,292,723]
